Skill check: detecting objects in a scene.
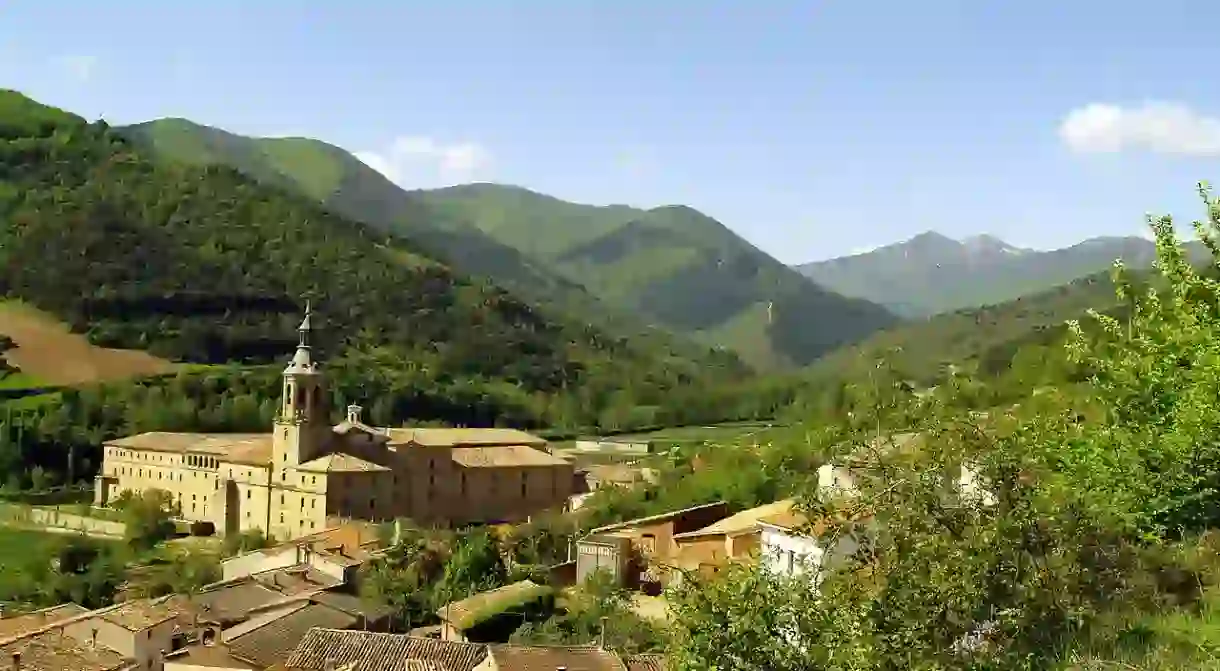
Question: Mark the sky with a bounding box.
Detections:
[3,2,1220,263]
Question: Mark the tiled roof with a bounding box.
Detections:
[587,501,728,536]
[104,432,271,459]
[224,438,274,466]
[98,598,183,631]
[297,453,391,473]
[226,603,357,668]
[484,644,628,671]
[450,445,570,468]
[672,500,795,540]
[385,427,546,448]
[191,581,291,623]
[0,629,133,671]
[163,644,252,669]
[283,629,489,671]
[309,590,396,622]
[436,580,554,631]
[0,604,88,639]
[624,654,667,671]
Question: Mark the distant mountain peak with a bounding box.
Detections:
[961,234,1026,256]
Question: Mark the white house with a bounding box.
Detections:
[758,509,862,582]
[818,432,997,508]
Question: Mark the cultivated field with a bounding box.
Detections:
[0,300,175,386]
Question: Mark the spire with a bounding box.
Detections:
[297,300,313,348]
[285,301,317,374]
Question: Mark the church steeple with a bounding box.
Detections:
[285,300,316,374]
[274,301,328,470]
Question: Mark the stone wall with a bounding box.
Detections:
[0,504,127,537]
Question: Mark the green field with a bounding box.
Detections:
[0,527,120,606]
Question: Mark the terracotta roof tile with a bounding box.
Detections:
[283,629,488,671]
[450,445,570,468]
[297,453,391,473]
[484,644,627,671]
[624,654,667,671]
[0,604,88,639]
[98,598,183,631]
[672,500,795,540]
[0,630,133,671]
[226,603,357,668]
[385,427,546,448]
[104,432,271,460]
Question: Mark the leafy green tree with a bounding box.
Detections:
[120,488,178,551]
[665,185,1220,669]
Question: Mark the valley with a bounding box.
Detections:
[1,62,1219,671]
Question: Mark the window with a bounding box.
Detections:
[280,513,284,523]
[246,489,251,500]
[521,481,527,497]
[280,494,285,505]
[310,499,315,509]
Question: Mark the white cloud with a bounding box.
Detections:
[57,55,97,83]
[354,136,492,188]
[1059,102,1220,156]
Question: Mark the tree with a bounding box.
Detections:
[120,488,178,551]
[664,185,1220,669]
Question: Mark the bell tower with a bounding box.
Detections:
[272,302,329,474]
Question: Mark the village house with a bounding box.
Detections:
[219,522,382,583]
[817,432,996,506]
[575,501,729,593]
[93,306,576,540]
[758,508,868,582]
[670,499,796,578]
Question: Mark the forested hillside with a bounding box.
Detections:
[802,268,1129,391]
[410,184,898,369]
[0,91,791,490]
[122,120,899,370]
[120,119,745,373]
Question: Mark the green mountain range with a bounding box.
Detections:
[796,231,1206,317]
[0,90,749,431]
[122,119,898,370]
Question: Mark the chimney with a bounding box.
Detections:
[10,652,18,671]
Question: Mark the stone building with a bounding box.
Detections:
[93,306,575,540]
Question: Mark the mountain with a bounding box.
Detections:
[122,120,899,370]
[0,90,747,431]
[795,232,1201,317]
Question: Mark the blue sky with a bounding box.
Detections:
[3,2,1220,263]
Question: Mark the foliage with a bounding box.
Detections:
[124,118,897,370]
[438,528,509,604]
[0,529,124,610]
[121,118,749,379]
[0,90,789,491]
[117,488,178,551]
[512,571,665,654]
[222,529,270,556]
[664,185,1220,670]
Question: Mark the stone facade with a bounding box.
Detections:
[94,306,575,541]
